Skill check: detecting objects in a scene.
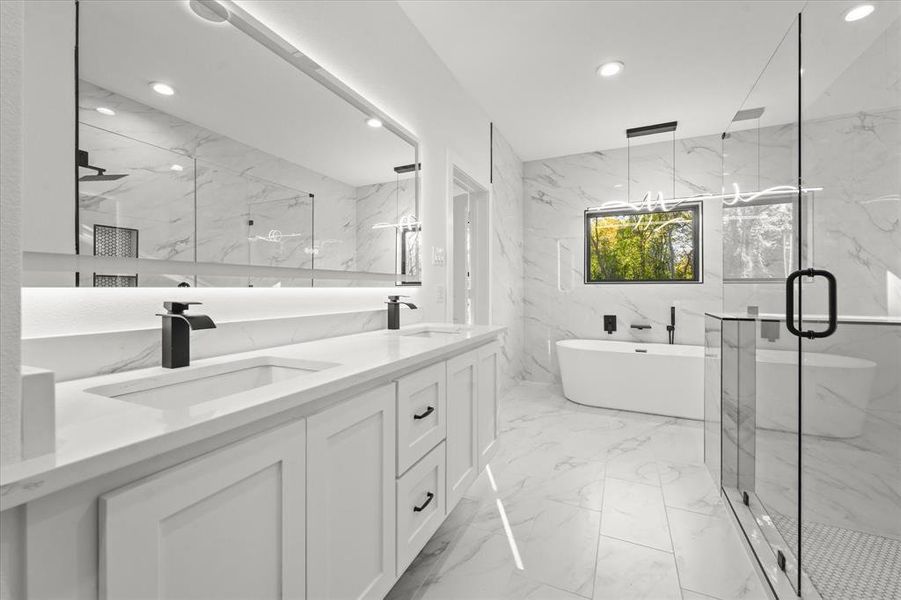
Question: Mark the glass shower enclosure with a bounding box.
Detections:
[715,3,900,598]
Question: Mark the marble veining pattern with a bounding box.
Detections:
[21,309,392,382]
[491,128,526,392]
[522,135,725,383]
[387,382,768,600]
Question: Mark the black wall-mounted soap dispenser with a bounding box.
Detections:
[603,315,617,334]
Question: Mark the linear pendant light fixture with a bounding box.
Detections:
[624,121,678,209]
[625,121,678,138]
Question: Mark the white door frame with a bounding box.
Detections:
[445,152,491,326]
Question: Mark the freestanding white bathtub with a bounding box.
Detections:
[557,339,704,420]
[755,349,876,438]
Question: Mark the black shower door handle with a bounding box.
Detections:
[785,268,838,339]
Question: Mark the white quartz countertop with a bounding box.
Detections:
[1,323,504,510]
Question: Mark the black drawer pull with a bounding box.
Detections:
[413,406,435,420]
[413,492,435,512]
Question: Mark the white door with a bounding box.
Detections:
[446,350,478,511]
[477,342,500,471]
[307,384,397,600]
[100,421,306,600]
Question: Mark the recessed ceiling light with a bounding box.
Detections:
[170,164,184,172]
[189,0,229,23]
[95,106,116,116]
[597,61,624,78]
[844,4,874,21]
[614,183,624,189]
[366,117,383,128]
[151,82,175,96]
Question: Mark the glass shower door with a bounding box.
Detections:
[721,14,803,595]
[797,3,901,599]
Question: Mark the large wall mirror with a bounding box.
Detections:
[24,0,421,287]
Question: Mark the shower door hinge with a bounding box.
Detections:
[777,550,787,572]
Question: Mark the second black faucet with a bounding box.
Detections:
[387,295,417,330]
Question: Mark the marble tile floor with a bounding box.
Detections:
[387,382,769,600]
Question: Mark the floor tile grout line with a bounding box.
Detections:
[596,532,677,556]
[655,454,689,600]
[681,585,727,600]
[588,474,605,600]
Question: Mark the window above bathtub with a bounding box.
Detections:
[583,203,702,284]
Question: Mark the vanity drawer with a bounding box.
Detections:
[396,442,446,575]
[396,362,447,474]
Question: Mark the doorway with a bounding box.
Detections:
[451,167,488,326]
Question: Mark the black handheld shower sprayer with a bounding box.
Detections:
[77,149,128,182]
[666,305,676,345]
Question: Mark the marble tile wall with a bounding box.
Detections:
[353,177,416,275]
[491,128,526,392]
[22,309,389,382]
[522,133,724,382]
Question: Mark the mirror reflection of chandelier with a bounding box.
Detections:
[371,215,421,231]
[248,229,307,243]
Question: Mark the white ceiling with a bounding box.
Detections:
[79,0,414,187]
[399,0,816,160]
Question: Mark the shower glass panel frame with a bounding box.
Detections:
[720,4,900,599]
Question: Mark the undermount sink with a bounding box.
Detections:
[400,326,467,338]
[86,356,340,410]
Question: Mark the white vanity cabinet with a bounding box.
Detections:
[306,383,398,600]
[476,342,500,471]
[100,420,307,600]
[446,349,480,511]
[8,336,503,600]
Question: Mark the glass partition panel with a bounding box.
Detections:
[721,14,802,594]
[800,3,900,598]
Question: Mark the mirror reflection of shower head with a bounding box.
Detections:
[77,149,128,182]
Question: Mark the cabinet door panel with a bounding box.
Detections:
[396,362,446,475]
[100,421,306,600]
[396,442,446,574]
[307,384,397,600]
[446,350,478,511]
[477,342,500,471]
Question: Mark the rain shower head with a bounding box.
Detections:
[77,149,128,181]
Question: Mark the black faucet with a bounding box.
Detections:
[387,295,417,330]
[667,305,676,345]
[156,302,216,368]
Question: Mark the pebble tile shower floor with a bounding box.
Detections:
[387,382,768,600]
[771,513,901,600]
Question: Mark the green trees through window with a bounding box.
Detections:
[585,205,701,283]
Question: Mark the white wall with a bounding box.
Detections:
[22,0,74,289]
[0,0,24,467]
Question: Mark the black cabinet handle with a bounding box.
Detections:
[413,492,434,512]
[413,406,435,420]
[785,268,838,339]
